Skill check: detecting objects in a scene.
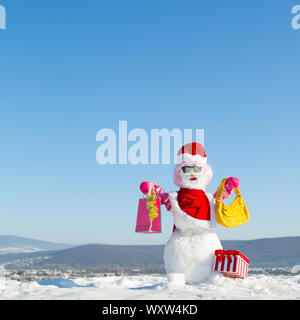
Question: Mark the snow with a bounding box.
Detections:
[0,274,299,300]
[291,265,300,274]
[0,246,43,255]
[37,277,96,288]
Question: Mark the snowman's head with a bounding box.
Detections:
[174,161,213,190]
[173,142,213,190]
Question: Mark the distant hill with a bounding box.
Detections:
[0,235,74,254]
[222,237,300,267]
[40,244,165,270]
[38,237,300,269]
[0,235,299,269]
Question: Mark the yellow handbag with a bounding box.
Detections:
[215,178,249,228]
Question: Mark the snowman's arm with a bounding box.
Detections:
[140,181,171,211]
[160,193,172,211]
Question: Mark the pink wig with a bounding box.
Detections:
[173,161,213,187]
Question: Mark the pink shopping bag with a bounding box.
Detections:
[135,198,161,234]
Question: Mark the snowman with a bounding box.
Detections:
[140,142,240,285]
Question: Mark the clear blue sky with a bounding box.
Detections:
[0,0,299,245]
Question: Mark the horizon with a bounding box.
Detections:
[1,233,300,247]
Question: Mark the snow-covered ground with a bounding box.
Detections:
[0,273,299,300]
[0,246,43,255]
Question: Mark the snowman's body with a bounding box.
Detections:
[140,143,237,285]
[164,191,222,284]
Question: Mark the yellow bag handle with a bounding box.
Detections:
[215,178,249,228]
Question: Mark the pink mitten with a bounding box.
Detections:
[139,182,171,211]
[160,192,171,211]
[213,177,240,200]
[225,177,240,191]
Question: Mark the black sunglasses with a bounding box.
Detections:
[181,166,202,173]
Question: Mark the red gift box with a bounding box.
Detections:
[214,249,249,279]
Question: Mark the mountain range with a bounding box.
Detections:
[0,235,73,254]
[0,235,299,270]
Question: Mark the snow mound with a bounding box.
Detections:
[291,265,300,274]
[0,274,299,300]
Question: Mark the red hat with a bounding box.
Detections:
[177,142,207,165]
